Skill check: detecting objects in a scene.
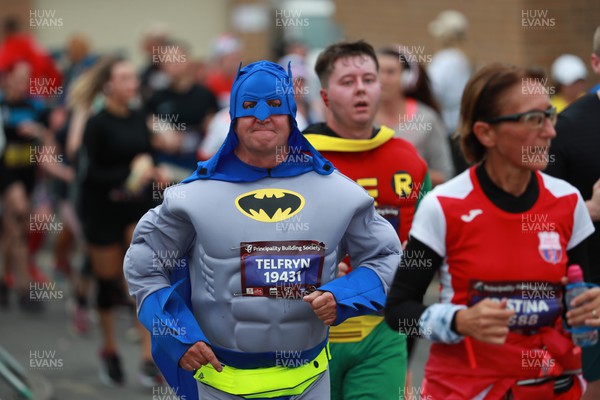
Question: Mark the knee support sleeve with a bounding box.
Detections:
[96,278,123,310]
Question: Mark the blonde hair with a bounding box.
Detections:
[593,26,600,56]
[67,55,124,110]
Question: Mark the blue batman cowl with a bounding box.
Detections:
[182,61,333,183]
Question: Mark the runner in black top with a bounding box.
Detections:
[546,91,600,398]
[78,56,164,387]
[0,61,49,312]
[145,41,218,181]
[546,93,600,284]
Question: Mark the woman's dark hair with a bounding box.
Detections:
[404,63,442,115]
[377,46,442,115]
[457,63,545,164]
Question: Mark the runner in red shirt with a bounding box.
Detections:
[385,63,600,399]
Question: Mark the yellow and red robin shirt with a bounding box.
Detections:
[304,124,430,243]
[304,123,430,342]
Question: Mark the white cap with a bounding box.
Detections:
[428,10,468,40]
[210,33,242,59]
[551,54,587,85]
[278,54,308,80]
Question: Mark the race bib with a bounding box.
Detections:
[467,280,562,334]
[376,205,400,232]
[241,240,325,299]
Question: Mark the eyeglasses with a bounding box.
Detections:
[481,106,557,129]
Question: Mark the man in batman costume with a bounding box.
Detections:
[124,60,401,399]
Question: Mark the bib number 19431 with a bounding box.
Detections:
[240,240,325,299]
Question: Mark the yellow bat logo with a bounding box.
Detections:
[235,189,305,222]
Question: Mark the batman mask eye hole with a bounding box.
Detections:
[267,99,281,107]
[243,101,257,109]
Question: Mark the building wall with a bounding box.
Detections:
[2,0,599,80]
[522,0,600,69]
[332,0,600,82]
[1,0,228,67]
[0,0,30,20]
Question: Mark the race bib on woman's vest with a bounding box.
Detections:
[467,280,562,334]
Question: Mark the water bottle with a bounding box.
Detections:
[565,264,598,347]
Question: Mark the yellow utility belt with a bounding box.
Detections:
[3,143,33,168]
[329,315,383,343]
[193,344,331,398]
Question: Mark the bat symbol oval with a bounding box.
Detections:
[235,188,305,222]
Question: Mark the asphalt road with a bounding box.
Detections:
[0,251,437,400]
[0,287,157,400]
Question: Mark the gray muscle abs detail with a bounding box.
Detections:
[125,170,399,353]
